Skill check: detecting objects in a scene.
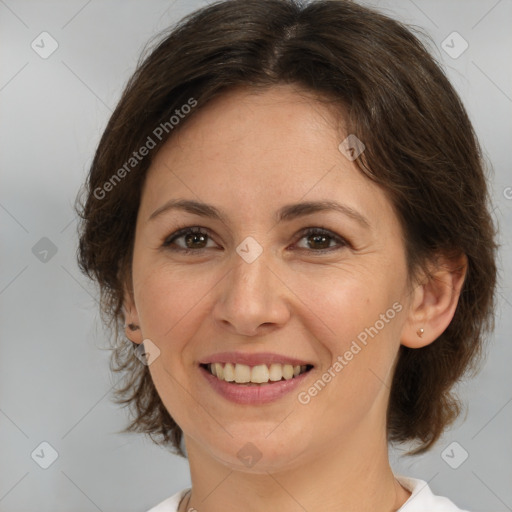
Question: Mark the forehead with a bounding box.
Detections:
[141,84,399,235]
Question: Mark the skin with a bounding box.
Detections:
[124,84,467,512]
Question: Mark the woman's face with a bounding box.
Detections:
[128,84,415,471]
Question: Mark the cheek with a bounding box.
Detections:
[296,266,405,382]
[289,263,397,340]
[133,261,211,342]
[301,288,404,425]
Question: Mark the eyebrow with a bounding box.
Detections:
[148,198,370,228]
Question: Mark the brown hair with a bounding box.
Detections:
[77,0,497,456]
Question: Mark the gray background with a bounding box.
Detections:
[0,0,511,511]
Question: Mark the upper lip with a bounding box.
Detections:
[199,352,314,367]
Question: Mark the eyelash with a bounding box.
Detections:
[162,226,349,255]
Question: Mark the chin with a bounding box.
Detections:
[199,428,313,474]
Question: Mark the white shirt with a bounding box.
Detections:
[145,475,470,511]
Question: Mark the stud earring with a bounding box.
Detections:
[417,327,424,338]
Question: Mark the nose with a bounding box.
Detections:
[213,251,291,337]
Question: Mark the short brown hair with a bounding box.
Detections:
[77,0,498,456]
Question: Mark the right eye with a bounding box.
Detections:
[162,226,218,254]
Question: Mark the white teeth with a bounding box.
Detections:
[268,363,283,381]
[223,363,235,382]
[207,362,310,384]
[251,364,269,383]
[214,362,224,380]
[234,364,251,383]
[282,364,294,380]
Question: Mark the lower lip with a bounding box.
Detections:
[199,366,312,405]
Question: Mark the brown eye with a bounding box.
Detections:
[183,231,208,249]
[163,227,215,252]
[294,228,348,253]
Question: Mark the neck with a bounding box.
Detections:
[181,423,410,512]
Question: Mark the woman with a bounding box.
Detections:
[77,0,497,510]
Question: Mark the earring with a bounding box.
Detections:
[417,327,424,338]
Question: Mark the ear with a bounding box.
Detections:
[401,252,467,348]
[123,281,143,345]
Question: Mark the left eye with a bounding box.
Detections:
[162,226,347,253]
[294,227,347,252]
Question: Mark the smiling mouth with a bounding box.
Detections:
[200,362,314,385]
